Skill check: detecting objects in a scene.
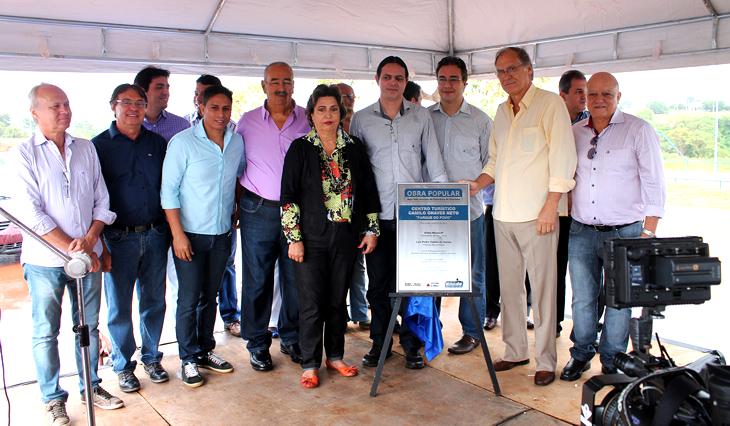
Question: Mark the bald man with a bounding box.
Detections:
[559,72,666,381]
[11,84,123,423]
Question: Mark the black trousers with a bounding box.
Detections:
[295,223,358,369]
[365,220,421,352]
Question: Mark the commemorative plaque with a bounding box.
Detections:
[396,183,471,293]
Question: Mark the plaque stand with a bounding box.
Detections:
[369,291,501,397]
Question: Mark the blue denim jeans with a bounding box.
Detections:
[174,231,232,362]
[348,252,369,322]
[102,225,169,372]
[218,230,240,324]
[239,192,298,352]
[568,219,642,367]
[459,215,486,339]
[23,264,102,403]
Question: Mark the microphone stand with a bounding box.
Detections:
[0,206,96,426]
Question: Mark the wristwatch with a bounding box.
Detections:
[641,228,655,237]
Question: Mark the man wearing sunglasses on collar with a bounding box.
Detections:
[559,72,666,382]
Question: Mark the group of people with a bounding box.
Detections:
[11,44,665,426]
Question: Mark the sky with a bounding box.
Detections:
[3,63,730,132]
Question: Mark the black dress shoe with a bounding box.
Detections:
[560,358,591,381]
[447,335,480,355]
[362,345,392,367]
[483,317,497,331]
[280,342,302,364]
[404,348,425,369]
[249,350,273,372]
[493,359,530,371]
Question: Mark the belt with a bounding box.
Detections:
[109,220,165,233]
[244,189,280,208]
[579,220,640,232]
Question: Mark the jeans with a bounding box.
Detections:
[103,225,168,372]
[459,215,486,339]
[239,192,298,352]
[218,230,240,324]
[348,253,369,322]
[23,264,102,403]
[174,231,232,362]
[568,219,642,367]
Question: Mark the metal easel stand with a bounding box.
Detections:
[0,206,96,426]
[369,291,501,397]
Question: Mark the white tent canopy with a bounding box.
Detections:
[1,0,730,79]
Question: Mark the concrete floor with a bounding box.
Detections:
[0,261,709,425]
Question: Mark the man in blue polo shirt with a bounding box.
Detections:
[161,85,244,387]
[92,83,170,393]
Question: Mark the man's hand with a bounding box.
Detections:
[358,234,378,255]
[462,180,481,197]
[101,245,112,272]
[288,241,304,263]
[89,252,101,273]
[172,234,194,262]
[67,238,90,255]
[536,192,561,235]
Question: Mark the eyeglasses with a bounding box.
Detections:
[114,99,147,108]
[341,94,356,100]
[587,135,599,159]
[495,64,526,77]
[437,76,463,84]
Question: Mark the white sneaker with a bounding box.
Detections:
[46,400,70,426]
[80,385,124,410]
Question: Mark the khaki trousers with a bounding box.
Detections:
[494,219,558,372]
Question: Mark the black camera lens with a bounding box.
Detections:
[614,352,649,378]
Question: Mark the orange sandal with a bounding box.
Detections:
[326,359,359,377]
[300,371,319,389]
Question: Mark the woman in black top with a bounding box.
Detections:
[280,84,381,389]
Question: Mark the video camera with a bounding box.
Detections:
[580,236,728,426]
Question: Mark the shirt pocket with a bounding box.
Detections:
[453,135,480,164]
[397,140,421,172]
[520,127,539,152]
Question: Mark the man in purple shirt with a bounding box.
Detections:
[134,66,190,142]
[134,65,191,324]
[560,72,666,382]
[11,84,124,424]
[237,62,310,372]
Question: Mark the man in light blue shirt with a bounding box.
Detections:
[429,56,492,355]
[161,85,244,388]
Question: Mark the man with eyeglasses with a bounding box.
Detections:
[237,62,310,372]
[92,83,170,392]
[560,72,665,382]
[351,55,447,370]
[336,83,356,133]
[428,56,492,355]
[335,82,372,331]
[467,46,576,386]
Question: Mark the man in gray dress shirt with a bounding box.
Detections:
[350,55,448,370]
[429,56,493,355]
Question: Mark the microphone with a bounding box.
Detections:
[64,252,92,279]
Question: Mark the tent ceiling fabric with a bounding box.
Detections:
[1,0,729,78]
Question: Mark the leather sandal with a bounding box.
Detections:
[325,359,359,377]
[300,371,319,389]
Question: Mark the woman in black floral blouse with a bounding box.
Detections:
[280,84,381,389]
